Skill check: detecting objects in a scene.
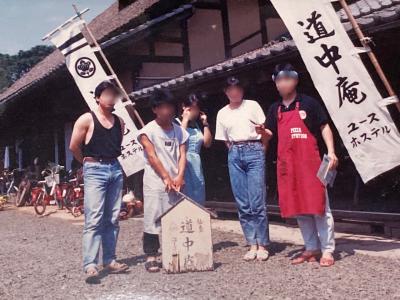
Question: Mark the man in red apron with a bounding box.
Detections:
[257,63,338,267]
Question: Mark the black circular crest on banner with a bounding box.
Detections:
[75,57,96,78]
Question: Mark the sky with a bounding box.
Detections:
[0,0,115,54]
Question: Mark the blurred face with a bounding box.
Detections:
[97,88,120,110]
[275,77,298,98]
[153,102,176,123]
[183,102,200,120]
[224,85,244,104]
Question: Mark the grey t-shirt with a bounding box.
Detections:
[137,120,189,191]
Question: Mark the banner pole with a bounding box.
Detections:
[338,0,400,112]
[72,4,145,127]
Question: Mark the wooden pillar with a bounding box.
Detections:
[64,123,73,170]
[54,128,59,165]
[15,139,23,170]
[180,19,191,72]
[220,0,232,58]
[258,0,268,44]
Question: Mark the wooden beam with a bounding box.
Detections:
[154,34,183,44]
[127,55,185,64]
[229,30,262,49]
[206,201,400,222]
[258,0,269,44]
[193,2,221,10]
[180,19,191,72]
[148,39,155,56]
[220,0,232,58]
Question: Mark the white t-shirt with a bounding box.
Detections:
[137,120,189,191]
[215,100,266,142]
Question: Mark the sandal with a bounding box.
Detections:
[320,253,335,267]
[118,210,129,221]
[85,267,99,284]
[291,251,320,265]
[256,249,270,261]
[145,260,160,273]
[104,261,129,274]
[243,249,258,261]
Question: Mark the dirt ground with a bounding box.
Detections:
[0,207,399,300]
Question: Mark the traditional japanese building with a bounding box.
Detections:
[0,0,399,232]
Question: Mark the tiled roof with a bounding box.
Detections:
[131,0,400,100]
[0,0,189,103]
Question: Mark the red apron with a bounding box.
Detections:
[277,101,325,218]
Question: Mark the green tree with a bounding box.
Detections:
[0,45,54,92]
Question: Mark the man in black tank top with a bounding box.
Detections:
[70,81,128,282]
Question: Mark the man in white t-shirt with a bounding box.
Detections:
[215,76,270,261]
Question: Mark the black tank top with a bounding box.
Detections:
[83,111,123,159]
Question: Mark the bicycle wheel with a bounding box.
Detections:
[8,191,17,205]
[34,192,46,215]
[63,191,74,213]
[71,206,82,217]
[15,181,29,207]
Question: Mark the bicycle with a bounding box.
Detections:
[33,165,64,215]
[1,169,25,205]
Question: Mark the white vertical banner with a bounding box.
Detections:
[270,0,400,182]
[45,18,144,176]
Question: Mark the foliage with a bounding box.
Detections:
[0,45,54,92]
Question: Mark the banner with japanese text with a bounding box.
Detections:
[45,18,144,176]
[270,0,400,182]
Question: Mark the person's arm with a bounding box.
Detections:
[255,124,273,151]
[200,112,212,148]
[173,143,187,192]
[69,114,90,164]
[118,116,125,137]
[180,107,191,129]
[203,126,212,148]
[312,97,338,170]
[255,104,275,151]
[321,123,338,170]
[139,134,174,192]
[215,112,230,149]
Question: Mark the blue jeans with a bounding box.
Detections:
[82,159,123,271]
[228,142,269,246]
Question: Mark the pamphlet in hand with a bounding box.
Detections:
[317,154,337,187]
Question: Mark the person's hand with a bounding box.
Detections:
[173,175,185,192]
[327,152,339,170]
[255,123,265,135]
[200,112,208,126]
[255,124,273,140]
[182,107,191,123]
[163,176,174,192]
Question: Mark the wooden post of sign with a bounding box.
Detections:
[72,4,145,127]
[338,0,400,112]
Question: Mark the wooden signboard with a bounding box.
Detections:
[158,195,216,273]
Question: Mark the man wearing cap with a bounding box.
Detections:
[215,76,270,261]
[70,80,129,282]
[256,63,338,267]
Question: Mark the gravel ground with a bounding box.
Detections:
[0,208,399,300]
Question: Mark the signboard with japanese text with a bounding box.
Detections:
[45,18,144,176]
[160,197,214,273]
[270,0,400,182]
